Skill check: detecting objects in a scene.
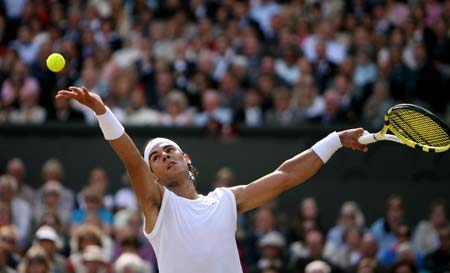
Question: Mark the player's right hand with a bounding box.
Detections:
[56,86,106,115]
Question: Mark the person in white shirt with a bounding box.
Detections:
[55,86,368,273]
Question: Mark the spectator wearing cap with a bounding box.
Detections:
[0,175,31,249]
[5,158,34,206]
[247,231,287,273]
[33,181,71,229]
[18,245,52,273]
[305,260,331,273]
[34,225,66,273]
[114,252,153,273]
[82,245,109,273]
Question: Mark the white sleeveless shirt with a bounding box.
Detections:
[143,187,243,273]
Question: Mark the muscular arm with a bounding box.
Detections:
[230,129,367,214]
[56,87,163,227]
[230,149,322,214]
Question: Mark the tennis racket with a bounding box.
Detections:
[358,104,450,153]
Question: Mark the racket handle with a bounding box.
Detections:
[358,132,378,144]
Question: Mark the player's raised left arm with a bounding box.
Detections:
[230,128,367,214]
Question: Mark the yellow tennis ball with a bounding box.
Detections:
[46,53,65,72]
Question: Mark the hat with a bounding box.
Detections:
[82,245,105,263]
[305,260,331,273]
[259,231,286,248]
[43,180,62,194]
[35,225,62,249]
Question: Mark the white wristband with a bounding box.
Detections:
[311,131,342,163]
[96,107,125,140]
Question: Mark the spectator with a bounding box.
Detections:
[305,260,331,273]
[423,226,450,273]
[234,89,264,127]
[67,224,111,273]
[1,61,40,116]
[124,90,159,126]
[326,201,366,251]
[70,187,113,236]
[34,159,75,220]
[5,158,34,205]
[18,245,51,273]
[33,181,71,230]
[327,226,363,269]
[371,195,407,260]
[81,245,109,273]
[211,167,236,189]
[389,260,418,273]
[0,241,15,273]
[265,87,302,126]
[77,168,114,211]
[47,96,84,123]
[33,226,66,273]
[0,225,21,269]
[244,208,278,268]
[113,174,138,212]
[247,231,287,273]
[291,76,325,122]
[274,45,300,86]
[362,80,394,128]
[8,84,46,124]
[114,252,153,273]
[0,175,31,248]
[291,230,341,273]
[159,90,193,126]
[312,39,338,93]
[10,25,41,65]
[348,233,387,273]
[413,200,449,256]
[194,89,233,127]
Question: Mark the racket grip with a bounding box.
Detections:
[358,133,378,144]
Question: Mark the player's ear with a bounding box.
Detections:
[183,153,192,164]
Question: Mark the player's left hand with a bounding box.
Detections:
[338,128,368,152]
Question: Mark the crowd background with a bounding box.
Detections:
[1,0,450,272]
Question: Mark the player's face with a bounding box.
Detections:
[148,144,190,186]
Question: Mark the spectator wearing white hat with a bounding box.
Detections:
[305,260,332,273]
[82,245,109,273]
[247,231,287,273]
[114,253,153,273]
[34,225,66,273]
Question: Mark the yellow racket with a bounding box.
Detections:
[358,104,450,153]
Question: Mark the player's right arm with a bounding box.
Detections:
[56,86,162,230]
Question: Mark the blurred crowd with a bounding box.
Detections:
[1,157,449,273]
[1,0,450,133]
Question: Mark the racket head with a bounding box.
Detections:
[386,104,450,152]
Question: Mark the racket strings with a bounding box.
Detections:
[389,109,450,147]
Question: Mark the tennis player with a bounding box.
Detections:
[56,86,368,273]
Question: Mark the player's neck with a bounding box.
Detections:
[168,179,199,199]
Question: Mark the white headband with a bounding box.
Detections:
[143,138,183,165]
